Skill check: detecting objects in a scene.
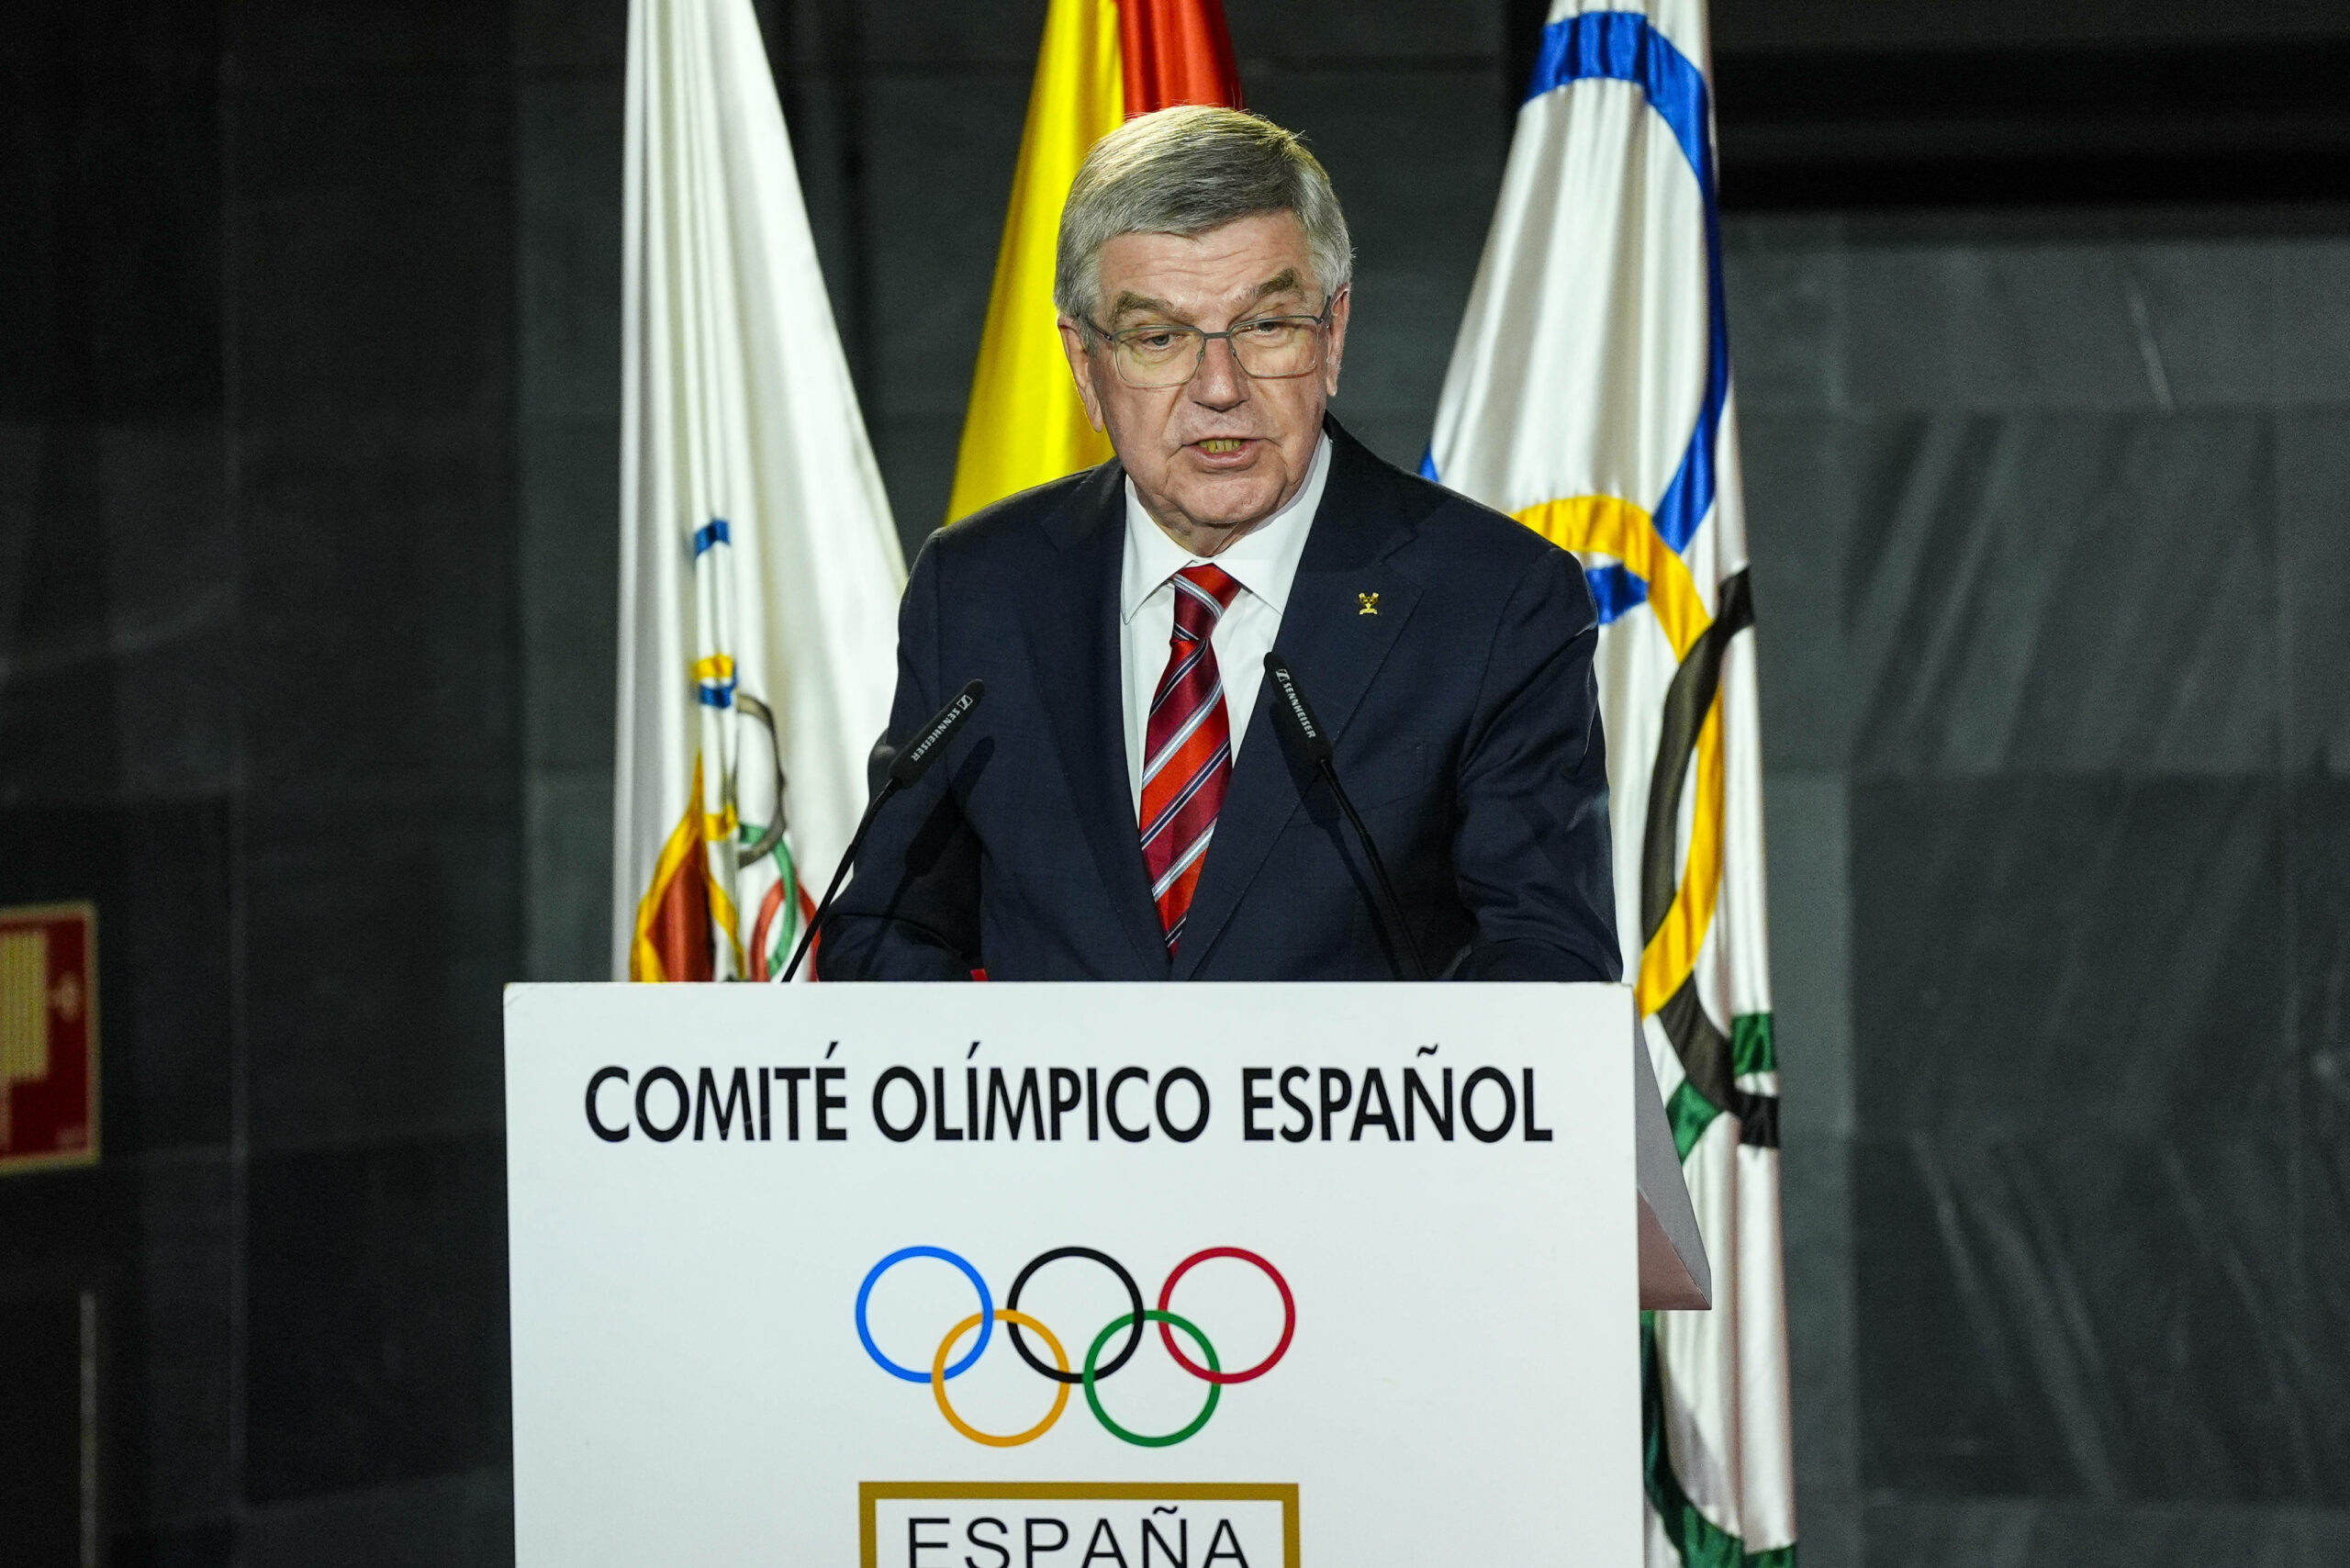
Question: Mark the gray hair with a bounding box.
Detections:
[1054,106,1354,324]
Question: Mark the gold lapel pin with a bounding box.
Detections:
[1358,591,1380,616]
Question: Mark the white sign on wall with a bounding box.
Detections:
[506,981,1639,1565]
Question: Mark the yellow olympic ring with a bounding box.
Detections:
[930,1310,1070,1448]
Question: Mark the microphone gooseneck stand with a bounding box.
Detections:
[1262,654,1431,981]
[779,679,986,983]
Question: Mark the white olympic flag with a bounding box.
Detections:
[614,0,906,983]
[1425,2,1796,1561]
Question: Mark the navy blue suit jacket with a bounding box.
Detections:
[822,419,1619,982]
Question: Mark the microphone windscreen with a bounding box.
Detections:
[888,679,986,787]
[1262,655,1334,765]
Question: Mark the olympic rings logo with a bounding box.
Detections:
[855,1245,1295,1448]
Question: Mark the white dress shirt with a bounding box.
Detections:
[1119,434,1332,819]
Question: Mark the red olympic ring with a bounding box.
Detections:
[1155,1247,1294,1385]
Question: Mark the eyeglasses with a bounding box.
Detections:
[1082,299,1337,390]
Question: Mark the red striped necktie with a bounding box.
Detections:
[1139,563,1244,954]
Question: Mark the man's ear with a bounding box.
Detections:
[1059,319,1107,432]
[1321,286,1351,398]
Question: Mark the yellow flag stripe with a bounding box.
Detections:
[631,755,749,982]
[946,0,1123,522]
[1510,493,1724,1017]
[708,864,744,974]
[630,759,707,982]
[1635,689,1725,1017]
[1513,494,1712,660]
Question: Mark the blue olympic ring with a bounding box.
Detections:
[856,1246,994,1383]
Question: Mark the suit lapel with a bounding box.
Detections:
[1173,421,1429,979]
[1021,462,1170,976]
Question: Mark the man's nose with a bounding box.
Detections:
[1189,334,1248,409]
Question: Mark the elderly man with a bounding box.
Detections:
[822,106,1617,983]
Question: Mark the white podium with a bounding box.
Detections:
[504,981,1706,1566]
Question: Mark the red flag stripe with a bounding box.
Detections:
[1119,0,1245,117]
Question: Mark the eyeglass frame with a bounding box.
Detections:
[1077,292,1345,390]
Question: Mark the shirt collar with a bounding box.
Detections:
[1119,433,1332,623]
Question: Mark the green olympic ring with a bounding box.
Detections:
[1083,1309,1220,1448]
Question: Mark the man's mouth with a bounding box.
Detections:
[1192,437,1252,454]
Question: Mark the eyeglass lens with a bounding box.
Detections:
[1111,319,1324,388]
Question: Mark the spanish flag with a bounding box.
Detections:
[945,0,1244,523]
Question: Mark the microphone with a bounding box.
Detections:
[1261,655,1430,981]
[780,679,985,982]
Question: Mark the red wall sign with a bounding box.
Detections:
[0,902,99,1174]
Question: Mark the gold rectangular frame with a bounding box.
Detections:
[859,1482,1300,1568]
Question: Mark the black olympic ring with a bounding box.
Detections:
[1005,1247,1145,1385]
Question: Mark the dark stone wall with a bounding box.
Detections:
[1,0,2344,1563]
[1737,210,2350,1566]
[2,0,518,1559]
